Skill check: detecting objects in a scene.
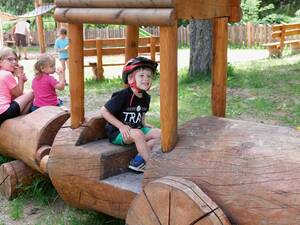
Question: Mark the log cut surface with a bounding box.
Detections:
[144,116,300,225]
[126,176,231,225]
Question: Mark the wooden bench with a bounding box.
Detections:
[83,36,160,80]
[263,23,300,57]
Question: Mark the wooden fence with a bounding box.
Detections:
[26,23,300,47]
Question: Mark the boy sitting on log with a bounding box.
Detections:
[100,56,161,172]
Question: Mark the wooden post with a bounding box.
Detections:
[246,22,253,47]
[150,36,156,62]
[125,25,139,63]
[160,25,178,152]
[212,17,228,117]
[68,23,84,128]
[35,0,46,53]
[96,39,104,80]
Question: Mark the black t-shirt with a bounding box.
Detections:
[104,87,151,141]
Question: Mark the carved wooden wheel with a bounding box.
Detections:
[126,176,231,225]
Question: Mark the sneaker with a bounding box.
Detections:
[128,154,145,172]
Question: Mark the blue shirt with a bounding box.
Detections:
[54,37,69,60]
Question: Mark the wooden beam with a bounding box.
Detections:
[212,17,228,117]
[125,25,139,63]
[160,25,178,152]
[229,0,241,22]
[68,23,84,128]
[54,8,175,26]
[176,0,231,20]
[56,0,174,8]
[35,0,46,53]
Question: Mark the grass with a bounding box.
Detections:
[0,49,300,224]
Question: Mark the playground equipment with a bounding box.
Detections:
[83,36,159,80]
[0,107,69,199]
[1,0,300,224]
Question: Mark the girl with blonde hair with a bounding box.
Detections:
[0,47,33,125]
[31,53,65,111]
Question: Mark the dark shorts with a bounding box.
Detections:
[0,101,21,125]
[15,33,28,47]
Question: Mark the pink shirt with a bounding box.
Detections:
[32,73,59,107]
[0,70,17,114]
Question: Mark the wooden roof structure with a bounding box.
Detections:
[54,0,241,152]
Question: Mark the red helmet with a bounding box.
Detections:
[122,56,158,84]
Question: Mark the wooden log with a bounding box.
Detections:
[144,116,300,225]
[35,145,51,164]
[212,18,228,117]
[48,116,138,219]
[125,25,139,63]
[68,23,84,128]
[54,8,176,26]
[35,0,46,53]
[160,25,178,152]
[0,106,70,172]
[0,160,40,199]
[56,0,174,8]
[126,176,231,225]
[39,155,49,174]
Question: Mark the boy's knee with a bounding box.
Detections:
[130,128,145,139]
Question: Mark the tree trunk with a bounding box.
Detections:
[188,19,213,77]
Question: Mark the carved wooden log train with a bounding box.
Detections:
[1,1,300,224]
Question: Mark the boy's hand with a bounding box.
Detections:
[119,124,131,141]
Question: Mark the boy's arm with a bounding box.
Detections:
[100,106,131,140]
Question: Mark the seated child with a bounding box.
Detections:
[100,56,161,172]
[0,47,33,125]
[31,54,66,111]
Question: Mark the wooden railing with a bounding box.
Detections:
[83,36,160,79]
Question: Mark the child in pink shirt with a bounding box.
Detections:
[31,54,65,111]
[0,47,33,125]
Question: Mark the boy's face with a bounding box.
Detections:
[129,68,153,91]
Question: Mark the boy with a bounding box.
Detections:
[54,28,69,84]
[100,56,161,172]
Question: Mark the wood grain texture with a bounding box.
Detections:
[212,18,228,117]
[48,116,139,219]
[35,0,46,53]
[68,23,84,128]
[160,25,178,152]
[54,8,175,26]
[176,0,231,20]
[144,116,300,225]
[0,160,40,199]
[126,176,230,225]
[0,106,70,172]
[229,0,241,22]
[125,25,139,63]
[55,0,174,8]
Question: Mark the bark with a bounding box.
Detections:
[188,19,213,77]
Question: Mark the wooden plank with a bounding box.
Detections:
[160,25,178,152]
[272,23,300,32]
[56,0,174,8]
[68,23,84,128]
[54,8,175,26]
[272,29,300,39]
[212,18,228,117]
[229,0,241,22]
